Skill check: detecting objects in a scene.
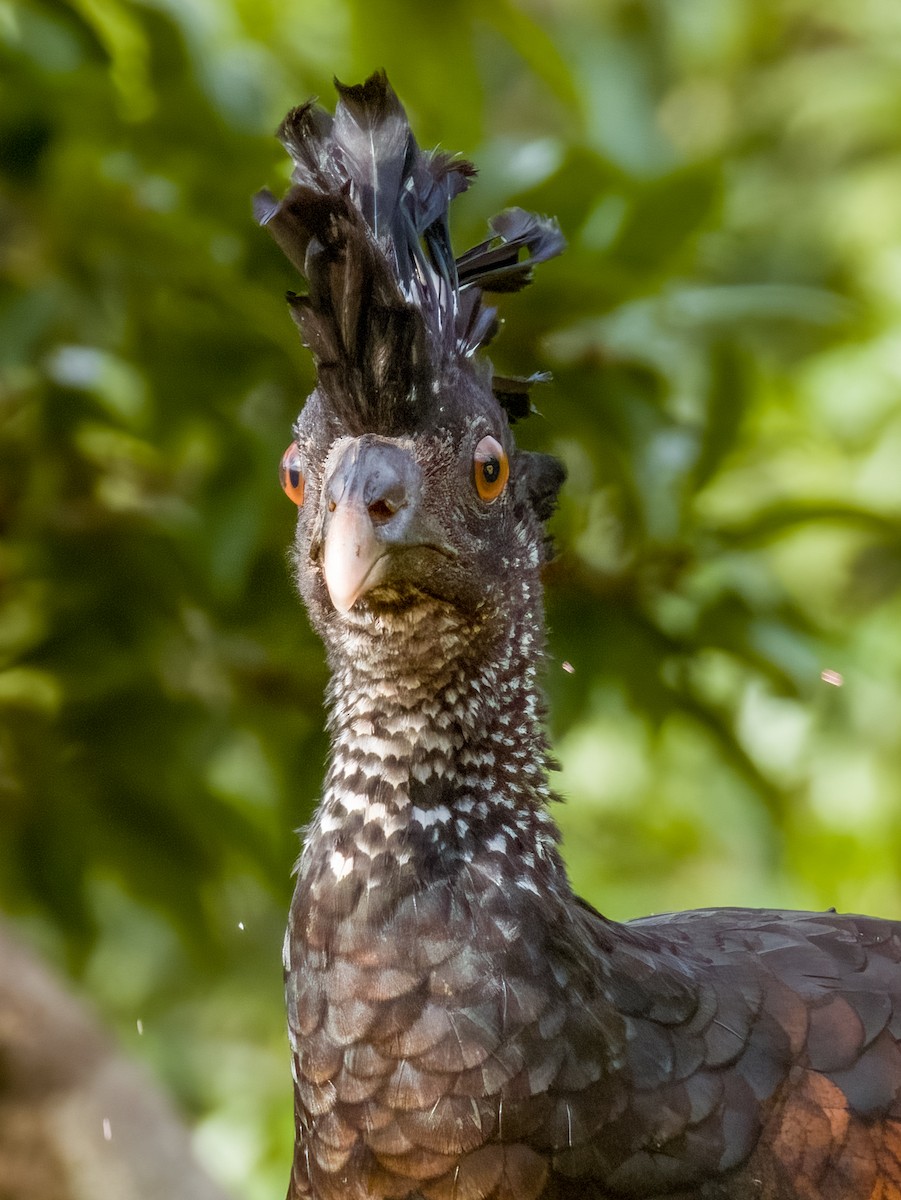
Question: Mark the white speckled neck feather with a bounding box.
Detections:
[298,579,566,900]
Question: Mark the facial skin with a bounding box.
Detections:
[283,367,565,670]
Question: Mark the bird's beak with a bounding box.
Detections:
[322,502,387,614]
[318,437,432,614]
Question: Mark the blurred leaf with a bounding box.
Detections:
[484,0,584,118]
[715,504,901,546]
[68,0,154,119]
[608,164,720,273]
[692,340,749,489]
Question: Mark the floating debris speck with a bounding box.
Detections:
[562,661,575,674]
[102,1118,112,1142]
[820,669,844,687]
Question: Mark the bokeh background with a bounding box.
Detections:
[4,0,901,1195]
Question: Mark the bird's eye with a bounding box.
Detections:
[279,445,305,506]
[473,436,509,503]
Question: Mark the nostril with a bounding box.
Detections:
[368,496,402,524]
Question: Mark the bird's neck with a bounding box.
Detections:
[300,588,568,895]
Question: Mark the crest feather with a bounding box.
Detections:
[255,71,564,432]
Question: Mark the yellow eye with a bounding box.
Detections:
[279,444,305,506]
[474,436,509,503]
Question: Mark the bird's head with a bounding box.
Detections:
[257,73,565,665]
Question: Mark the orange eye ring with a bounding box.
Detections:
[474,436,509,503]
[279,444,305,507]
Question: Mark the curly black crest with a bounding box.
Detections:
[254,70,564,436]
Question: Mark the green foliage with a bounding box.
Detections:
[4,0,901,1194]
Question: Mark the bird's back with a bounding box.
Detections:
[287,829,901,1199]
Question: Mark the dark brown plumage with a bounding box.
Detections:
[256,72,901,1200]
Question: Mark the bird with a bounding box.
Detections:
[255,71,901,1200]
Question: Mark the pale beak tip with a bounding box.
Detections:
[325,585,359,615]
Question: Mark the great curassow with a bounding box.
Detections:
[255,72,901,1200]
